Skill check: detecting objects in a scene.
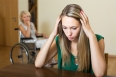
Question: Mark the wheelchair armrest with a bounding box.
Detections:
[36,35,43,38]
[14,28,19,30]
[21,38,33,40]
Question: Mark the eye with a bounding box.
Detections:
[72,27,77,30]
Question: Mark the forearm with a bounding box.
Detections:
[25,26,31,38]
[89,34,106,76]
[35,16,60,68]
[35,33,56,68]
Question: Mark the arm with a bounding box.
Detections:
[80,11,106,76]
[35,34,57,68]
[35,17,61,68]
[19,23,31,38]
[89,35,106,76]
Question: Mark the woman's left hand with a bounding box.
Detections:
[80,11,94,38]
[36,33,48,38]
[42,33,48,38]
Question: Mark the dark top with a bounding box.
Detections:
[55,34,104,73]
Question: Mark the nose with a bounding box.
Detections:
[67,29,72,36]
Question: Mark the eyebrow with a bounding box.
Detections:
[62,25,77,27]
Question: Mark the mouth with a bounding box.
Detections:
[68,37,74,40]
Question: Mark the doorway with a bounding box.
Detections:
[28,0,38,29]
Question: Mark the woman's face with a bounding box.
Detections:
[62,16,81,41]
[21,13,30,23]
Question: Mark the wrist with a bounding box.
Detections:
[87,30,94,38]
[50,32,57,38]
[88,33,96,40]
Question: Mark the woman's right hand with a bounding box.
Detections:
[52,16,61,36]
[26,21,31,27]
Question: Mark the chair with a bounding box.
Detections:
[104,53,108,75]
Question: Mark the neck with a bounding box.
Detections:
[71,40,78,45]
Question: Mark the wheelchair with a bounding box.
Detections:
[10,28,47,64]
[10,28,57,67]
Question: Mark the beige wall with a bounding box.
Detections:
[38,0,116,55]
[18,0,28,24]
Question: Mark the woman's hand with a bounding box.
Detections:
[80,11,94,38]
[52,16,61,36]
[36,33,48,38]
[26,21,31,27]
[42,33,48,38]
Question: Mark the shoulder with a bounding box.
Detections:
[19,22,24,28]
[19,22,25,30]
[95,34,104,41]
[19,24,22,28]
[96,34,105,52]
[55,35,59,41]
[55,35,60,48]
[55,35,59,44]
[19,21,24,25]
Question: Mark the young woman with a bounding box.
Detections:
[35,4,106,76]
[19,11,47,48]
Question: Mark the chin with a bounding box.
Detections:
[68,39,74,41]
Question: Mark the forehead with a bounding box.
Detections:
[62,16,80,27]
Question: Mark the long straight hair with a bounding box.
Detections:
[58,4,91,71]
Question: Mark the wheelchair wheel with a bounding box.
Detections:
[10,43,30,64]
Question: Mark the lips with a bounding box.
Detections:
[68,37,73,40]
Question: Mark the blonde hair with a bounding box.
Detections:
[58,4,91,71]
[20,11,31,22]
